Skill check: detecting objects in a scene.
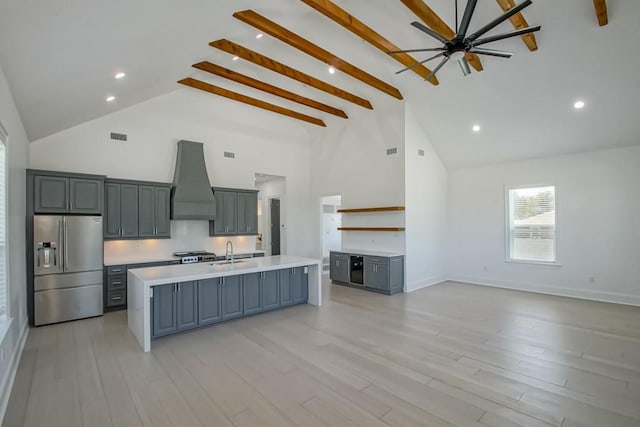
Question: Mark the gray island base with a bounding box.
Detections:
[127,255,322,351]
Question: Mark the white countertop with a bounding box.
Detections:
[128,255,321,286]
[104,250,266,266]
[336,249,405,257]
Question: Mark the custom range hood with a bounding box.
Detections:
[170,140,216,220]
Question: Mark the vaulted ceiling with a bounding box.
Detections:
[0,0,638,169]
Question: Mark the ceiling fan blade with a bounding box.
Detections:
[457,0,478,38]
[466,0,532,42]
[411,21,449,44]
[458,57,471,76]
[469,48,513,58]
[396,52,445,74]
[424,56,450,82]
[387,47,444,55]
[472,26,541,47]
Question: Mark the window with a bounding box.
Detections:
[0,123,6,319]
[507,185,556,263]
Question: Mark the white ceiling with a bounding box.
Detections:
[1,0,638,169]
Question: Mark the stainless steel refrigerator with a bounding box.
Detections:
[33,215,103,325]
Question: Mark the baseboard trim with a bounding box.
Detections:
[0,319,29,424]
[405,275,447,293]
[448,275,640,307]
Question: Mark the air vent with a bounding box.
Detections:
[110,132,127,142]
[418,149,425,156]
[224,151,235,159]
[386,147,398,155]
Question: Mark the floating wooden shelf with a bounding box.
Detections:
[338,227,405,232]
[337,206,405,213]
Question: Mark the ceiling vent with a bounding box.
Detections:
[386,147,398,155]
[224,151,235,159]
[110,132,127,142]
[418,149,425,156]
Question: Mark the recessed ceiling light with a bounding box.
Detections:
[328,66,336,74]
[574,100,585,109]
[114,72,126,79]
[106,96,115,102]
[472,124,481,132]
[256,33,263,39]
[232,56,239,61]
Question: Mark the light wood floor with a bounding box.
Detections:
[4,278,640,427]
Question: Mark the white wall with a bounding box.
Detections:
[308,95,406,257]
[256,178,286,256]
[447,145,640,305]
[404,105,448,292]
[0,62,29,420]
[29,89,315,258]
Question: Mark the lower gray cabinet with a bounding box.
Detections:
[292,267,308,304]
[262,270,279,311]
[242,273,262,315]
[329,252,350,283]
[279,269,293,307]
[198,278,222,326]
[222,276,243,320]
[152,284,177,338]
[176,281,198,331]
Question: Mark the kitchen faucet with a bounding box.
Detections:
[226,240,234,263]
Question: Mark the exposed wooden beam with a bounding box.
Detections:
[178,77,326,127]
[400,0,483,72]
[299,0,438,85]
[338,227,406,232]
[593,0,608,26]
[495,0,538,51]
[210,39,373,109]
[192,62,348,119]
[234,10,403,99]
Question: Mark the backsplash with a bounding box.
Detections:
[104,220,259,265]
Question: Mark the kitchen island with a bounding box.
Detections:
[127,255,322,351]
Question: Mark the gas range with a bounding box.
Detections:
[173,251,217,264]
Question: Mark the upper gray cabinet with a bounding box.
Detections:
[104,179,169,240]
[32,172,104,214]
[209,188,258,236]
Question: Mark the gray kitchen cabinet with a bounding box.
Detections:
[210,188,259,236]
[138,185,171,238]
[242,272,262,315]
[237,191,258,235]
[279,269,293,307]
[176,281,198,331]
[33,173,103,214]
[292,267,308,304]
[261,270,279,311]
[329,252,350,283]
[222,275,243,320]
[152,283,177,338]
[198,278,222,326]
[364,259,389,291]
[104,182,139,239]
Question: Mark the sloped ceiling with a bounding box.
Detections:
[0,0,638,169]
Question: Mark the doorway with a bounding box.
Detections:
[255,173,285,256]
[321,195,342,272]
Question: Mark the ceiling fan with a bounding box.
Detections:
[390,0,541,81]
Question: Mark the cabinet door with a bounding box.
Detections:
[152,284,176,338]
[292,267,308,304]
[211,190,227,235]
[279,268,293,307]
[69,178,102,213]
[120,184,139,237]
[34,176,69,213]
[154,187,171,237]
[262,270,279,311]
[242,273,262,315]
[104,183,121,238]
[329,253,350,283]
[375,264,390,291]
[237,192,258,234]
[176,281,198,331]
[222,276,243,320]
[223,191,237,234]
[198,278,222,326]
[138,186,155,237]
[363,261,378,290]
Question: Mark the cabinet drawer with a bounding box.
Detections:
[106,290,126,307]
[107,265,126,276]
[364,256,389,265]
[107,275,126,291]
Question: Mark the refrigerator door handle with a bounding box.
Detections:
[63,217,69,271]
[57,218,63,270]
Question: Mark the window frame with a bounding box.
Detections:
[0,121,7,320]
[504,183,561,266]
